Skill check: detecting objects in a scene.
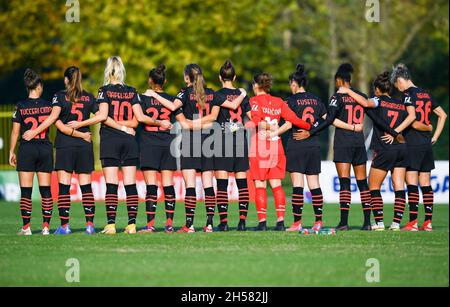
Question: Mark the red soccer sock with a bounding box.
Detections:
[255,188,267,222]
[272,186,286,222]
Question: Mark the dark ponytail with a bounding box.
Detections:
[149,64,166,88]
[289,64,307,88]
[335,63,354,83]
[373,71,392,94]
[64,66,83,103]
[24,69,42,92]
[219,60,236,82]
[185,64,206,109]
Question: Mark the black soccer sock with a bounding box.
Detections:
[125,184,139,225]
[20,187,33,228]
[357,179,372,226]
[393,190,406,224]
[80,184,95,225]
[163,185,176,225]
[421,186,434,222]
[58,184,71,227]
[292,187,304,223]
[145,185,158,227]
[39,186,53,226]
[339,178,351,225]
[204,187,216,226]
[407,185,419,222]
[105,183,118,225]
[185,188,197,228]
[370,190,384,224]
[311,188,323,222]
[216,179,229,224]
[236,179,249,221]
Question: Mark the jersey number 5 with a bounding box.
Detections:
[71,103,84,122]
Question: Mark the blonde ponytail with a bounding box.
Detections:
[104,56,126,85]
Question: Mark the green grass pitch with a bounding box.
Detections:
[0,200,448,287]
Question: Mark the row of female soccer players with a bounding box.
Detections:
[10,57,447,235]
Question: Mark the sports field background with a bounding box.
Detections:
[0,200,448,287]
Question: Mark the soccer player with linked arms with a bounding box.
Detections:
[10,59,447,235]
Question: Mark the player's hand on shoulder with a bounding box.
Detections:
[22,130,36,141]
[337,87,349,94]
[67,121,82,130]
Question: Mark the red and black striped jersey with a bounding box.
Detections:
[286,92,326,149]
[52,90,98,148]
[97,84,140,137]
[12,98,52,143]
[139,92,178,146]
[402,87,439,147]
[369,95,408,150]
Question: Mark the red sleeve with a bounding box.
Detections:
[281,101,311,130]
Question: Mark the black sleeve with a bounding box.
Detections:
[90,94,99,114]
[309,95,341,136]
[366,108,399,137]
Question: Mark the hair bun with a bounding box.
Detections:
[224,60,233,69]
[339,63,354,74]
[156,64,166,73]
[24,68,37,82]
[296,64,306,76]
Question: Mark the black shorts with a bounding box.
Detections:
[286,147,321,175]
[100,135,139,167]
[214,133,249,173]
[16,142,53,173]
[55,145,95,174]
[181,156,214,172]
[406,146,435,172]
[140,145,177,171]
[333,146,368,166]
[372,146,408,172]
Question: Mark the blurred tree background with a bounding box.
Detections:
[0,0,448,160]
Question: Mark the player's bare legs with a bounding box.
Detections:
[335,162,352,230]
[390,167,407,231]
[404,171,420,231]
[353,163,372,230]
[178,169,197,233]
[419,172,433,231]
[202,170,215,232]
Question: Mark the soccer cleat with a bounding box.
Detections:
[361,224,372,231]
[371,222,385,232]
[100,224,117,235]
[138,225,157,234]
[203,225,214,233]
[124,224,137,234]
[401,220,419,232]
[237,220,247,232]
[18,227,32,236]
[177,225,196,233]
[287,221,303,232]
[216,223,229,232]
[389,222,401,231]
[164,225,174,234]
[252,221,268,231]
[85,224,95,235]
[419,221,433,232]
[42,226,50,236]
[54,225,72,235]
[312,221,323,233]
[336,223,350,231]
[274,221,286,231]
